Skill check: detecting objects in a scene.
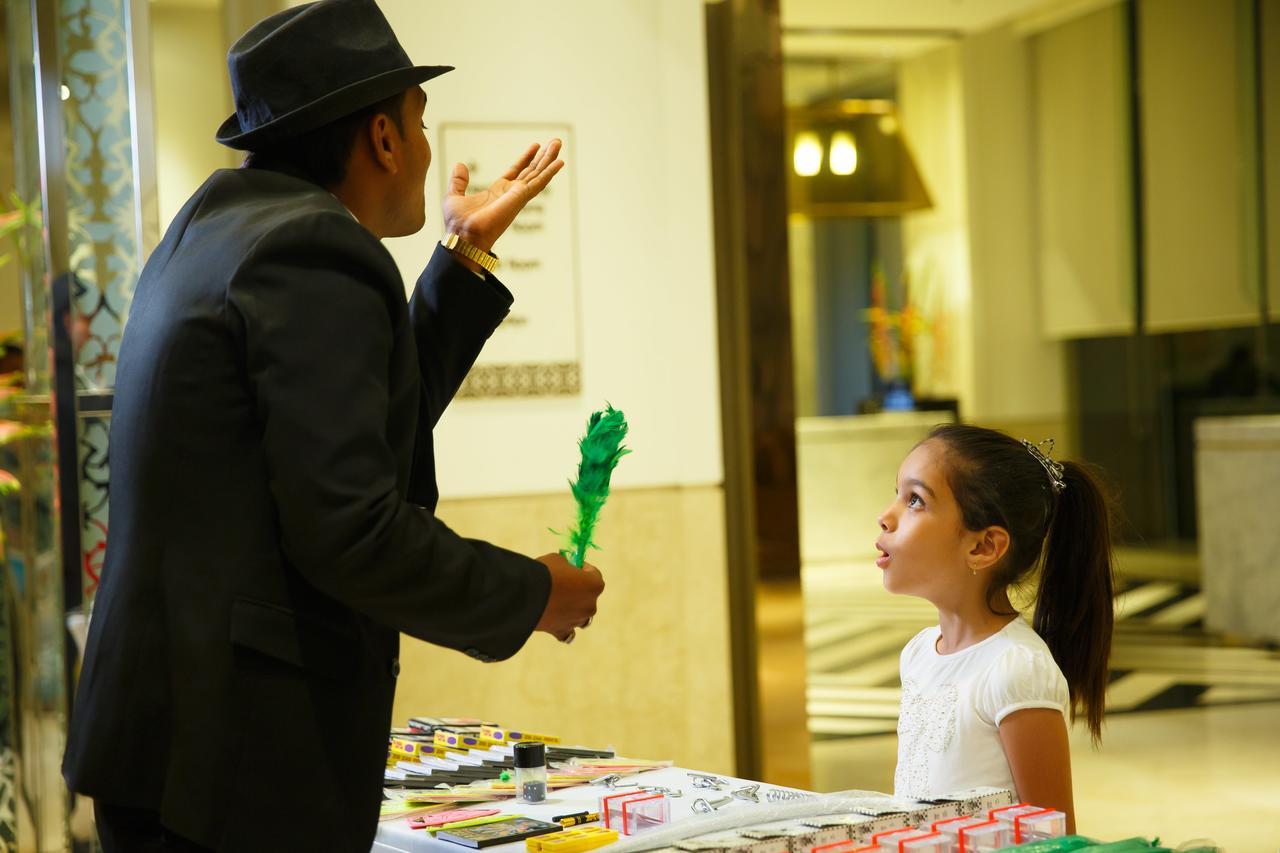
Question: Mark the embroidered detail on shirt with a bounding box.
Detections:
[894,678,958,799]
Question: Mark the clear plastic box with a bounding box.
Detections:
[1010,808,1067,842]
[897,832,952,853]
[600,791,670,836]
[954,820,1012,852]
[989,805,1067,844]
[930,816,989,842]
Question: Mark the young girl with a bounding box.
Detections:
[876,424,1114,833]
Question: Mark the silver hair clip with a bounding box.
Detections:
[1021,438,1066,494]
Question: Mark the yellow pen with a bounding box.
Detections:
[558,812,600,827]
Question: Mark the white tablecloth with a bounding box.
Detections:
[373,766,805,853]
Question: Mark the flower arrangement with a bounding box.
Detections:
[862,261,940,395]
[0,193,49,494]
[0,193,38,273]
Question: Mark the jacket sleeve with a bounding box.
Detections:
[407,244,514,426]
[227,215,550,660]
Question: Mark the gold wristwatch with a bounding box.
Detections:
[441,232,499,273]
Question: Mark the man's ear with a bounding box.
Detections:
[966,525,1010,575]
[366,112,399,174]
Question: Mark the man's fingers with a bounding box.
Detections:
[518,139,561,182]
[523,139,561,182]
[526,159,565,194]
[447,162,470,197]
[516,152,540,182]
[503,144,540,181]
[536,138,562,174]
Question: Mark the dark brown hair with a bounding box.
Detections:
[926,423,1115,743]
[243,89,408,188]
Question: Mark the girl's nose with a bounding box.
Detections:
[878,509,892,532]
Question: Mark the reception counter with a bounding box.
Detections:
[1195,414,1280,644]
[796,411,954,562]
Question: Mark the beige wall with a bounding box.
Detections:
[394,485,736,775]
[368,0,724,501]
[1032,3,1135,341]
[151,2,237,231]
[960,25,1069,432]
[898,44,975,411]
[898,30,1071,445]
[787,217,819,418]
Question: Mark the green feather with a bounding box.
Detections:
[560,405,630,568]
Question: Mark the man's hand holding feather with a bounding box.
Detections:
[534,553,603,645]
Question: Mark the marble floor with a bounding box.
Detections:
[794,551,1280,851]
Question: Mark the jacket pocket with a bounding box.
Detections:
[230,597,359,680]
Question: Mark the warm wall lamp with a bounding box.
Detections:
[786,99,932,217]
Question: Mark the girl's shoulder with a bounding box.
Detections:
[983,619,1064,679]
[976,619,1070,724]
[989,616,1057,660]
[900,625,942,667]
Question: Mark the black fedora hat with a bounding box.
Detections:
[216,0,451,150]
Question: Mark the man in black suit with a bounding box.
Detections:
[61,1,604,849]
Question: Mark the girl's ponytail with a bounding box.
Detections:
[1034,461,1115,743]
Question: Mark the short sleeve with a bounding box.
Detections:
[899,627,938,686]
[977,644,1070,726]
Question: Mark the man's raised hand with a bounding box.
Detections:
[442,138,564,253]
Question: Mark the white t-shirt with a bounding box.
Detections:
[893,617,1070,800]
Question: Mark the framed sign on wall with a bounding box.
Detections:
[439,122,582,398]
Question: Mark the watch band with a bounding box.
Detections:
[441,232,499,273]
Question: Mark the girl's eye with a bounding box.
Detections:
[907,493,924,509]
[421,123,429,131]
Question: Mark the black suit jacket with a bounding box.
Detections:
[62,167,551,851]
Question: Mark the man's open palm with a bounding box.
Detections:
[442,138,564,251]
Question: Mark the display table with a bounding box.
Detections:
[373,767,805,853]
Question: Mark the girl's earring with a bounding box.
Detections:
[970,567,978,577]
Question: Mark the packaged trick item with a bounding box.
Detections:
[408,808,502,830]
[600,791,670,836]
[482,725,562,745]
[989,804,1067,843]
[436,816,563,849]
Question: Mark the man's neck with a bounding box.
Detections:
[330,185,386,237]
